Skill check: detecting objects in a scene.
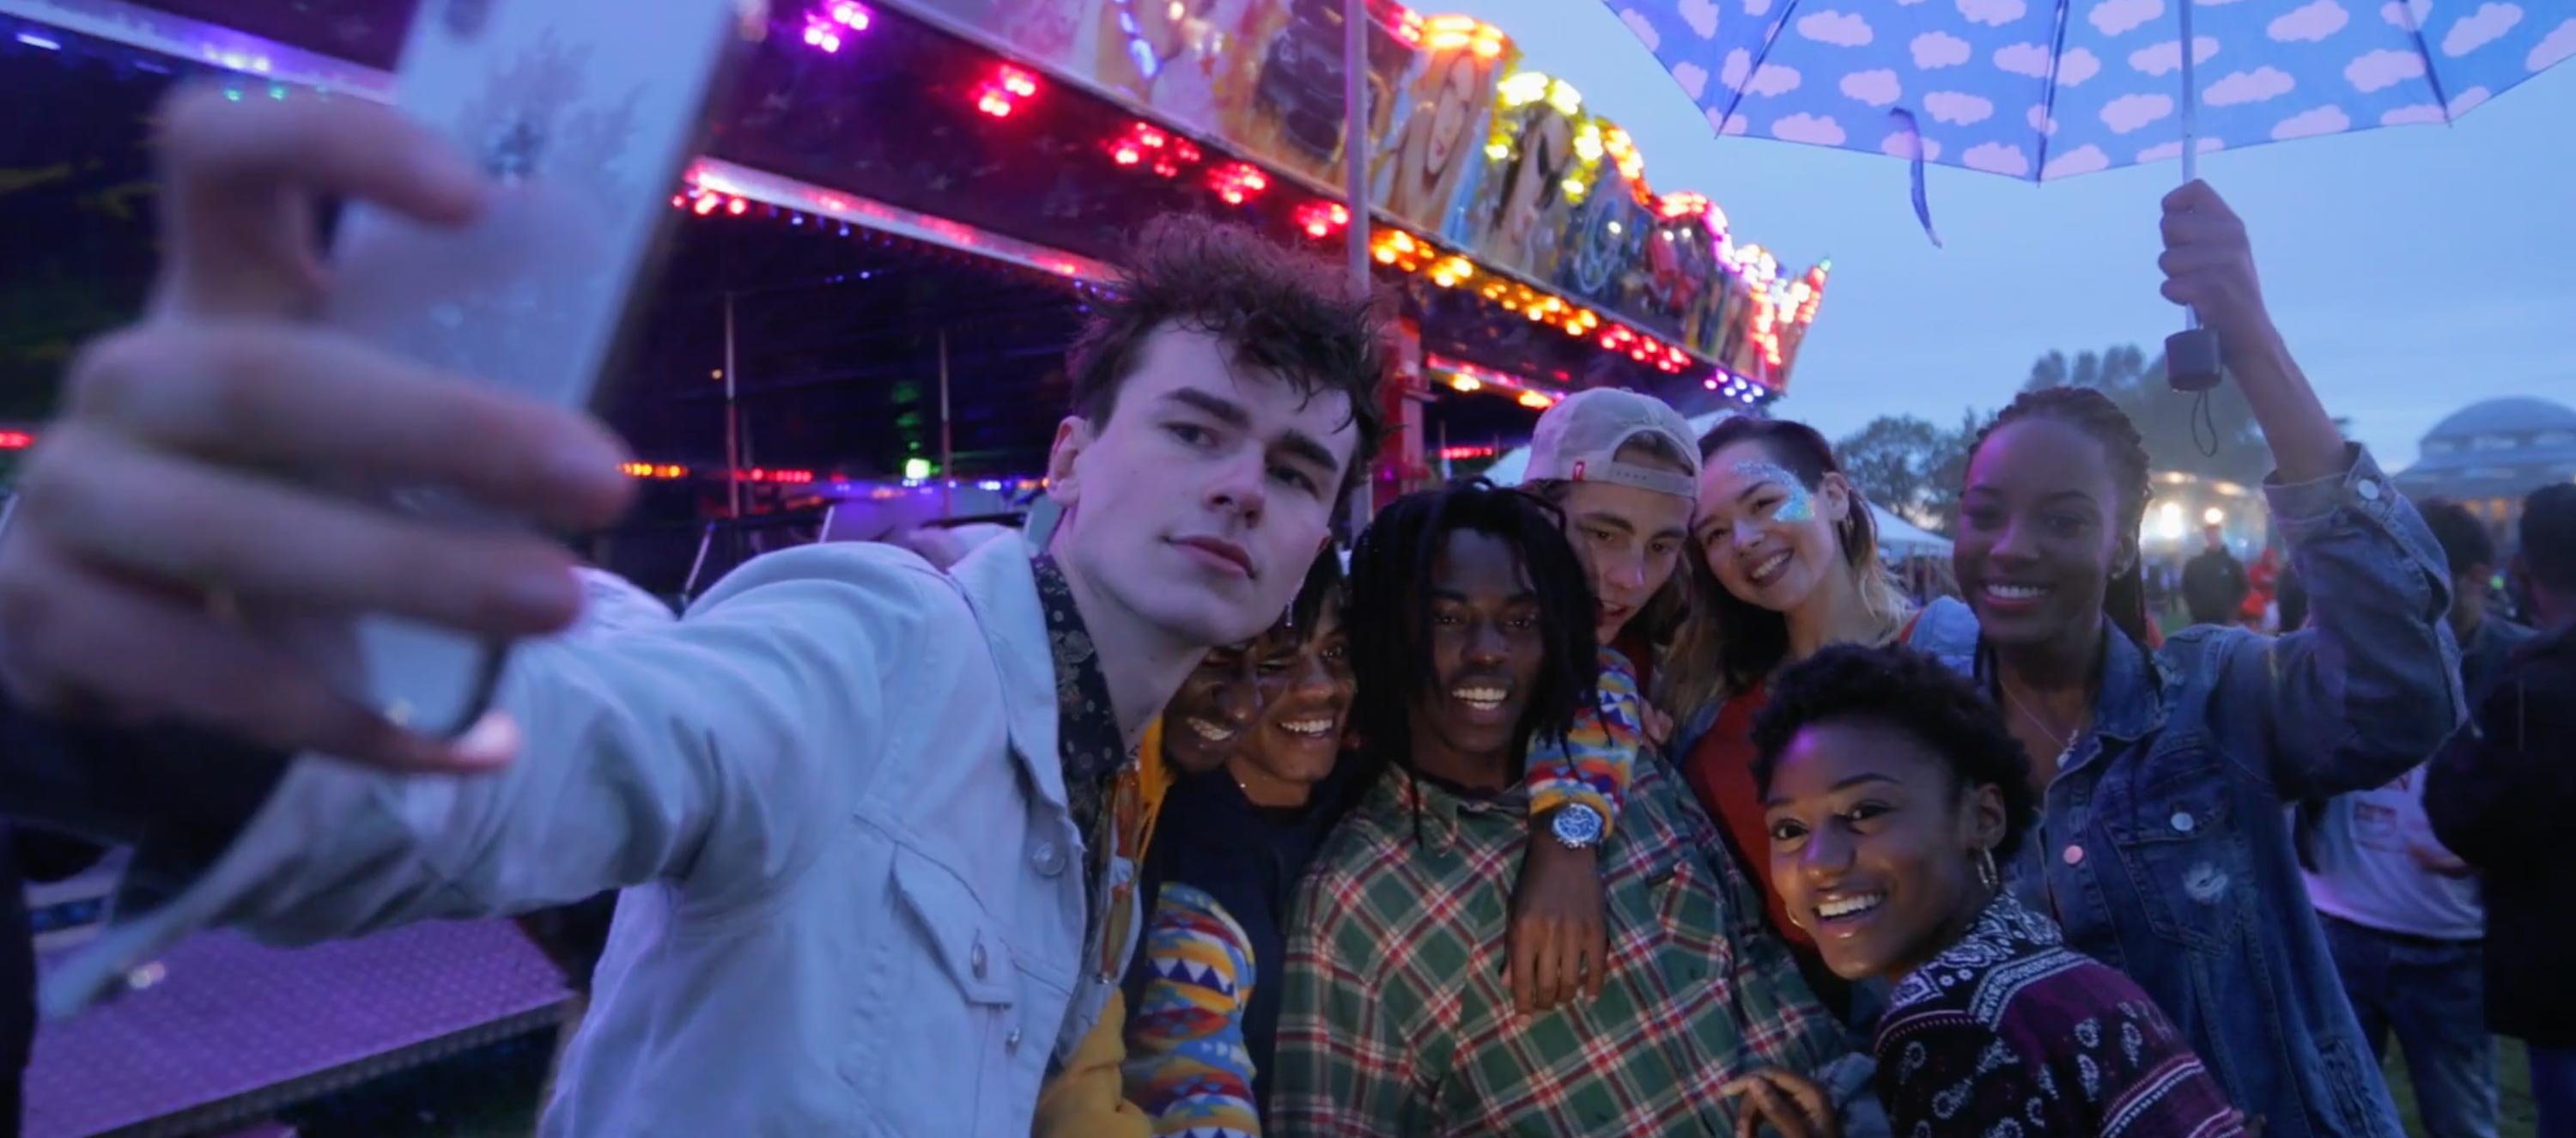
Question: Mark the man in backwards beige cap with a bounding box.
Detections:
[1498,386,1704,1016]
[1514,387,1701,696]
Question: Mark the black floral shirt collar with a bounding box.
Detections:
[1030,555,1125,841]
[1886,889,2067,1016]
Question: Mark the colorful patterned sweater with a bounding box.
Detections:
[1523,645,1646,838]
[1120,649,1648,1135]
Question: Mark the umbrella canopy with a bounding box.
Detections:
[1605,0,2574,182]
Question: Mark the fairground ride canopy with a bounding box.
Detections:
[6,0,1824,407]
[3,0,1825,518]
[890,0,1829,400]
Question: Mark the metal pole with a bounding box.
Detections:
[1342,0,1375,526]
[1343,0,1371,289]
[2178,0,2201,187]
[723,291,742,520]
[2178,0,2202,336]
[938,327,955,518]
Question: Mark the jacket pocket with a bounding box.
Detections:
[893,845,1018,1009]
[1650,850,1736,987]
[2100,751,2246,955]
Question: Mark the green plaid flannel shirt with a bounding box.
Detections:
[1273,752,1849,1136]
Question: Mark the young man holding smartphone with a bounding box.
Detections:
[0,89,1384,1136]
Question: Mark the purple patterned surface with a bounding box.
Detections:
[24,920,573,1138]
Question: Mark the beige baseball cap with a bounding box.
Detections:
[1521,388,1700,500]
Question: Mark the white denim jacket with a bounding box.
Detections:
[44,536,1114,1136]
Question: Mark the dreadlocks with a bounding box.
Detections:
[1345,480,1601,788]
[1969,386,2157,647]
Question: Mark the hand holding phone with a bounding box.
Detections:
[320,0,748,739]
[0,0,744,770]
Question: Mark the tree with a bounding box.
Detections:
[1923,407,1985,533]
[2021,344,2271,489]
[1834,415,1940,521]
[1835,412,1978,532]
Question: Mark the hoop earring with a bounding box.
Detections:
[1976,846,2002,893]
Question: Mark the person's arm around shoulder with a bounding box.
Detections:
[1510,646,1644,1014]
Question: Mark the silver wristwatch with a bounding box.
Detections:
[1547,803,1606,850]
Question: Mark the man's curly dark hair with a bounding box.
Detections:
[1749,642,2039,861]
[1065,214,1392,507]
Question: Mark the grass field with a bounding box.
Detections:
[289,1026,2540,1135]
[296,1025,2535,1133]
[2385,1035,2540,1138]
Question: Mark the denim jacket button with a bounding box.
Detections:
[1032,841,1065,877]
[1005,1028,1023,1053]
[971,942,989,979]
[2171,811,2196,833]
[2357,478,2383,502]
[2063,843,2086,866]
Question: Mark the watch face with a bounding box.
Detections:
[1553,805,1605,846]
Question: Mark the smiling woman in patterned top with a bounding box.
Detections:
[1723,644,2245,1138]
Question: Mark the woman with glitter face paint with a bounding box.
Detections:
[1658,417,1916,1020]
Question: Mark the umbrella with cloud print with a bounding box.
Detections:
[1607,0,2575,386]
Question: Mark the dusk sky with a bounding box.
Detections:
[1452,0,2575,470]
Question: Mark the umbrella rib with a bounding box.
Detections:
[2035,0,2073,180]
[1719,0,1810,134]
[2397,16,2457,123]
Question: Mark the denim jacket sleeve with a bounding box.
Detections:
[33,542,933,1014]
[2190,446,2461,800]
[1523,648,1642,837]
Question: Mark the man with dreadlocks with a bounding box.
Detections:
[1271,481,1869,1138]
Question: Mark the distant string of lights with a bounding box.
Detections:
[1424,354,1560,411]
[0,428,1035,496]
[622,459,1045,500]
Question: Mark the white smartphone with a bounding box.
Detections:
[314,0,753,739]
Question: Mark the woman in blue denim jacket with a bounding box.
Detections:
[1905,182,2460,1138]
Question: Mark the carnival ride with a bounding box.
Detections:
[3,0,1830,589]
[0,0,1838,1129]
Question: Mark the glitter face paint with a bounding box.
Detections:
[1732,460,1815,523]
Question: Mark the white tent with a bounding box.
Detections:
[1872,504,1952,557]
